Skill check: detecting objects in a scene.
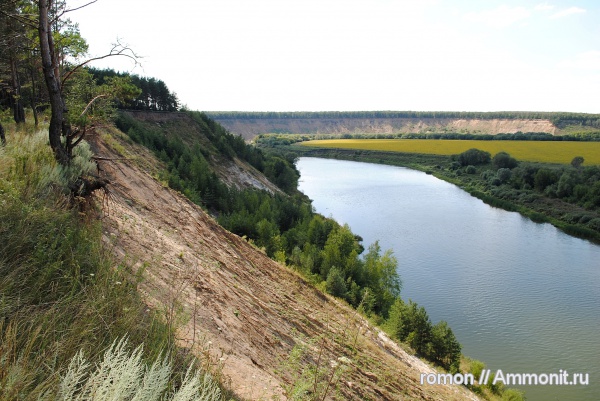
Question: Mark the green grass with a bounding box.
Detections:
[0,126,230,400]
[301,139,600,165]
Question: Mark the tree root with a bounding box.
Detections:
[69,175,110,197]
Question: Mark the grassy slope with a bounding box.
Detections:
[0,126,233,400]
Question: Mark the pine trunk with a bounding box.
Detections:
[38,0,69,165]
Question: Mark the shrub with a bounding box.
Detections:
[492,152,518,169]
[496,168,512,183]
[325,267,347,298]
[57,338,222,401]
[457,148,491,166]
[587,218,600,231]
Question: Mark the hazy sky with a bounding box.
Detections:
[70,0,600,113]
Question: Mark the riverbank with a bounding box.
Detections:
[296,156,600,401]
[283,145,600,244]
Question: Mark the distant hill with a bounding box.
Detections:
[207,111,600,140]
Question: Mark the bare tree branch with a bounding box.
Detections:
[50,1,98,24]
[80,94,108,117]
[0,9,38,29]
[64,0,98,14]
[61,41,141,88]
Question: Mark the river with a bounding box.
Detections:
[296,157,600,401]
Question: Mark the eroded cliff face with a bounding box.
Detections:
[213,117,556,140]
[92,127,481,401]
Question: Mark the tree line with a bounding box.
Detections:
[207,110,600,127]
[88,67,179,112]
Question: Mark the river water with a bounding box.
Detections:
[296,157,600,401]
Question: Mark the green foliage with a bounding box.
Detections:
[571,156,584,168]
[280,337,351,401]
[493,152,518,169]
[456,148,492,166]
[385,300,430,354]
[496,168,512,184]
[88,68,179,112]
[384,298,462,371]
[0,130,224,399]
[325,267,347,298]
[534,168,558,192]
[362,242,401,316]
[65,69,142,128]
[429,321,462,372]
[501,388,526,401]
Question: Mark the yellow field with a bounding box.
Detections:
[301,139,600,165]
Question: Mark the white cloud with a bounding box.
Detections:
[549,7,586,19]
[464,5,530,28]
[534,3,555,12]
[557,51,600,71]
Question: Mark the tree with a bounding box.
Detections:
[0,0,27,124]
[534,168,557,192]
[456,148,491,166]
[404,301,432,356]
[363,241,401,316]
[325,267,347,298]
[571,156,584,168]
[36,0,138,165]
[429,321,462,371]
[492,151,518,169]
[496,168,512,183]
[0,122,5,145]
[38,0,70,163]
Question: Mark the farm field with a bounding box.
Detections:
[301,139,600,165]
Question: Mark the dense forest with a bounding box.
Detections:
[207,110,600,128]
[88,68,179,112]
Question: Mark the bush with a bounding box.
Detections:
[492,152,518,169]
[587,218,600,231]
[58,338,222,401]
[325,267,347,298]
[457,148,491,166]
[496,168,512,183]
[465,165,477,174]
[502,388,526,401]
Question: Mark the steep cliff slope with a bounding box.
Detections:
[91,127,480,400]
[212,116,557,140]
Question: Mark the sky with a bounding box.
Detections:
[70,0,600,113]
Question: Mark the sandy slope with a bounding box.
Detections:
[213,117,556,140]
[93,130,480,401]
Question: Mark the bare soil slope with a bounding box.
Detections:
[121,111,281,193]
[213,117,556,140]
[93,129,480,401]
